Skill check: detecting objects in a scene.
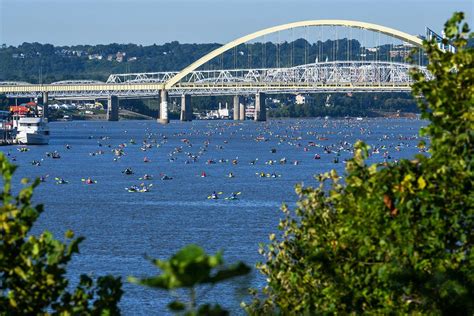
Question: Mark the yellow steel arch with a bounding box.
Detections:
[164,19,423,89]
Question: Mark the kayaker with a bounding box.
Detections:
[55,177,68,184]
[122,168,133,175]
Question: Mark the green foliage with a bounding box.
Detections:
[245,12,473,314]
[129,244,250,315]
[0,154,123,315]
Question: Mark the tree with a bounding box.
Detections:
[245,12,473,314]
[129,244,250,315]
[0,154,123,315]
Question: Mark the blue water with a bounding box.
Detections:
[1,118,425,315]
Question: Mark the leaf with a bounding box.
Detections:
[172,244,206,264]
[65,230,74,239]
[417,176,427,189]
[128,275,173,290]
[205,262,251,284]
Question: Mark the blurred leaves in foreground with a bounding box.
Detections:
[130,244,250,315]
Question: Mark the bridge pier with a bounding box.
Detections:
[158,89,169,124]
[41,92,49,118]
[239,102,245,121]
[107,95,119,121]
[254,92,266,121]
[180,94,192,121]
[233,95,241,120]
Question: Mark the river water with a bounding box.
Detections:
[1,118,425,315]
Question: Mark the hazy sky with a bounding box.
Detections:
[1,0,472,46]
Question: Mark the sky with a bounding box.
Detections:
[0,0,472,46]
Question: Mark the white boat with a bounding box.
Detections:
[245,105,255,119]
[15,117,50,145]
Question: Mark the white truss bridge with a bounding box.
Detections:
[107,61,429,95]
[0,61,429,99]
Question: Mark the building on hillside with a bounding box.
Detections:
[88,54,103,60]
[389,44,413,58]
[116,52,126,62]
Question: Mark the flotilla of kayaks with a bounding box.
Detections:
[7,116,425,208]
[14,141,300,200]
[13,123,369,201]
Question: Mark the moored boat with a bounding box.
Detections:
[15,117,50,145]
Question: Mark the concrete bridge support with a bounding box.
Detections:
[41,92,49,118]
[239,102,245,121]
[107,95,119,121]
[254,92,266,121]
[233,95,241,120]
[158,89,169,124]
[180,94,192,121]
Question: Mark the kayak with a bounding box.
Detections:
[55,177,68,184]
[126,183,152,193]
[224,192,241,200]
[126,188,149,193]
[122,168,134,175]
[139,175,153,180]
[81,178,97,184]
[207,192,223,199]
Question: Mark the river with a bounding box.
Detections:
[1,118,426,315]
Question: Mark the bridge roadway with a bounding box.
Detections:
[0,61,427,97]
[0,19,428,122]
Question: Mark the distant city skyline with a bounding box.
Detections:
[1,0,472,46]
